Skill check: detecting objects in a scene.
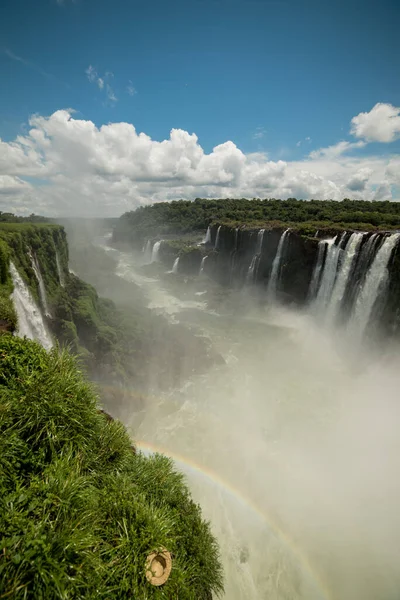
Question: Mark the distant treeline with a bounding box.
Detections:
[115,198,400,241]
[0,212,50,223]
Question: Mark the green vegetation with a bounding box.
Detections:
[114,198,400,247]
[0,219,217,415]
[0,239,17,331]
[0,335,223,599]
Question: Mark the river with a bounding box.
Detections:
[97,236,400,600]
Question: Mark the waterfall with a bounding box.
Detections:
[203,227,212,244]
[55,250,65,287]
[267,229,290,297]
[246,229,265,283]
[343,233,381,314]
[308,240,326,301]
[326,232,364,322]
[151,241,162,262]
[246,255,258,282]
[29,252,51,317]
[199,256,208,275]
[143,240,153,263]
[172,257,180,274]
[10,262,53,350]
[351,233,400,337]
[314,234,345,310]
[215,226,221,250]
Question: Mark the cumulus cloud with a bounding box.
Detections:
[0,109,397,217]
[86,66,117,103]
[351,103,400,143]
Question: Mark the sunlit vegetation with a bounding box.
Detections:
[0,335,223,599]
[114,198,400,248]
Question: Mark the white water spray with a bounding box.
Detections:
[10,262,53,350]
[143,240,153,263]
[29,251,51,317]
[215,226,221,250]
[314,235,343,311]
[351,233,400,337]
[199,256,208,275]
[308,241,326,301]
[267,229,290,298]
[326,232,364,323]
[151,241,162,262]
[204,227,212,244]
[171,257,180,274]
[55,250,65,287]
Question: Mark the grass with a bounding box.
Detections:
[0,335,224,599]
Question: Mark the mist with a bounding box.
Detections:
[61,223,400,600]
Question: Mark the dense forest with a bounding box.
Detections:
[114,198,400,247]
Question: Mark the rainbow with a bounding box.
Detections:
[137,439,331,600]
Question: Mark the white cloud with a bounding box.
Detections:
[309,140,366,160]
[86,66,117,103]
[127,81,136,96]
[252,127,266,140]
[351,103,400,143]
[0,109,397,217]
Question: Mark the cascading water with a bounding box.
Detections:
[55,250,65,287]
[199,256,208,275]
[308,241,326,301]
[350,233,400,337]
[143,239,153,263]
[204,226,212,244]
[172,257,180,274]
[325,232,364,323]
[267,229,290,298]
[246,229,265,283]
[314,234,345,311]
[29,252,51,317]
[215,226,221,250]
[151,240,162,262]
[10,262,53,350]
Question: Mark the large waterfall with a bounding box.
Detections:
[351,233,400,337]
[325,232,364,323]
[10,262,53,350]
[29,252,51,317]
[247,228,265,282]
[267,229,290,297]
[314,235,344,311]
[55,250,65,287]
[151,241,162,262]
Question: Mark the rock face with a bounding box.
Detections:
[205,224,319,305]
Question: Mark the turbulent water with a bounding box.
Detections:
[10,262,53,350]
[95,235,400,600]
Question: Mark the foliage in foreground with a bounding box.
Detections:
[0,335,223,599]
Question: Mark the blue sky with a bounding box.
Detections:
[0,0,399,215]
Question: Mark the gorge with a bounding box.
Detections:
[2,199,400,600]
